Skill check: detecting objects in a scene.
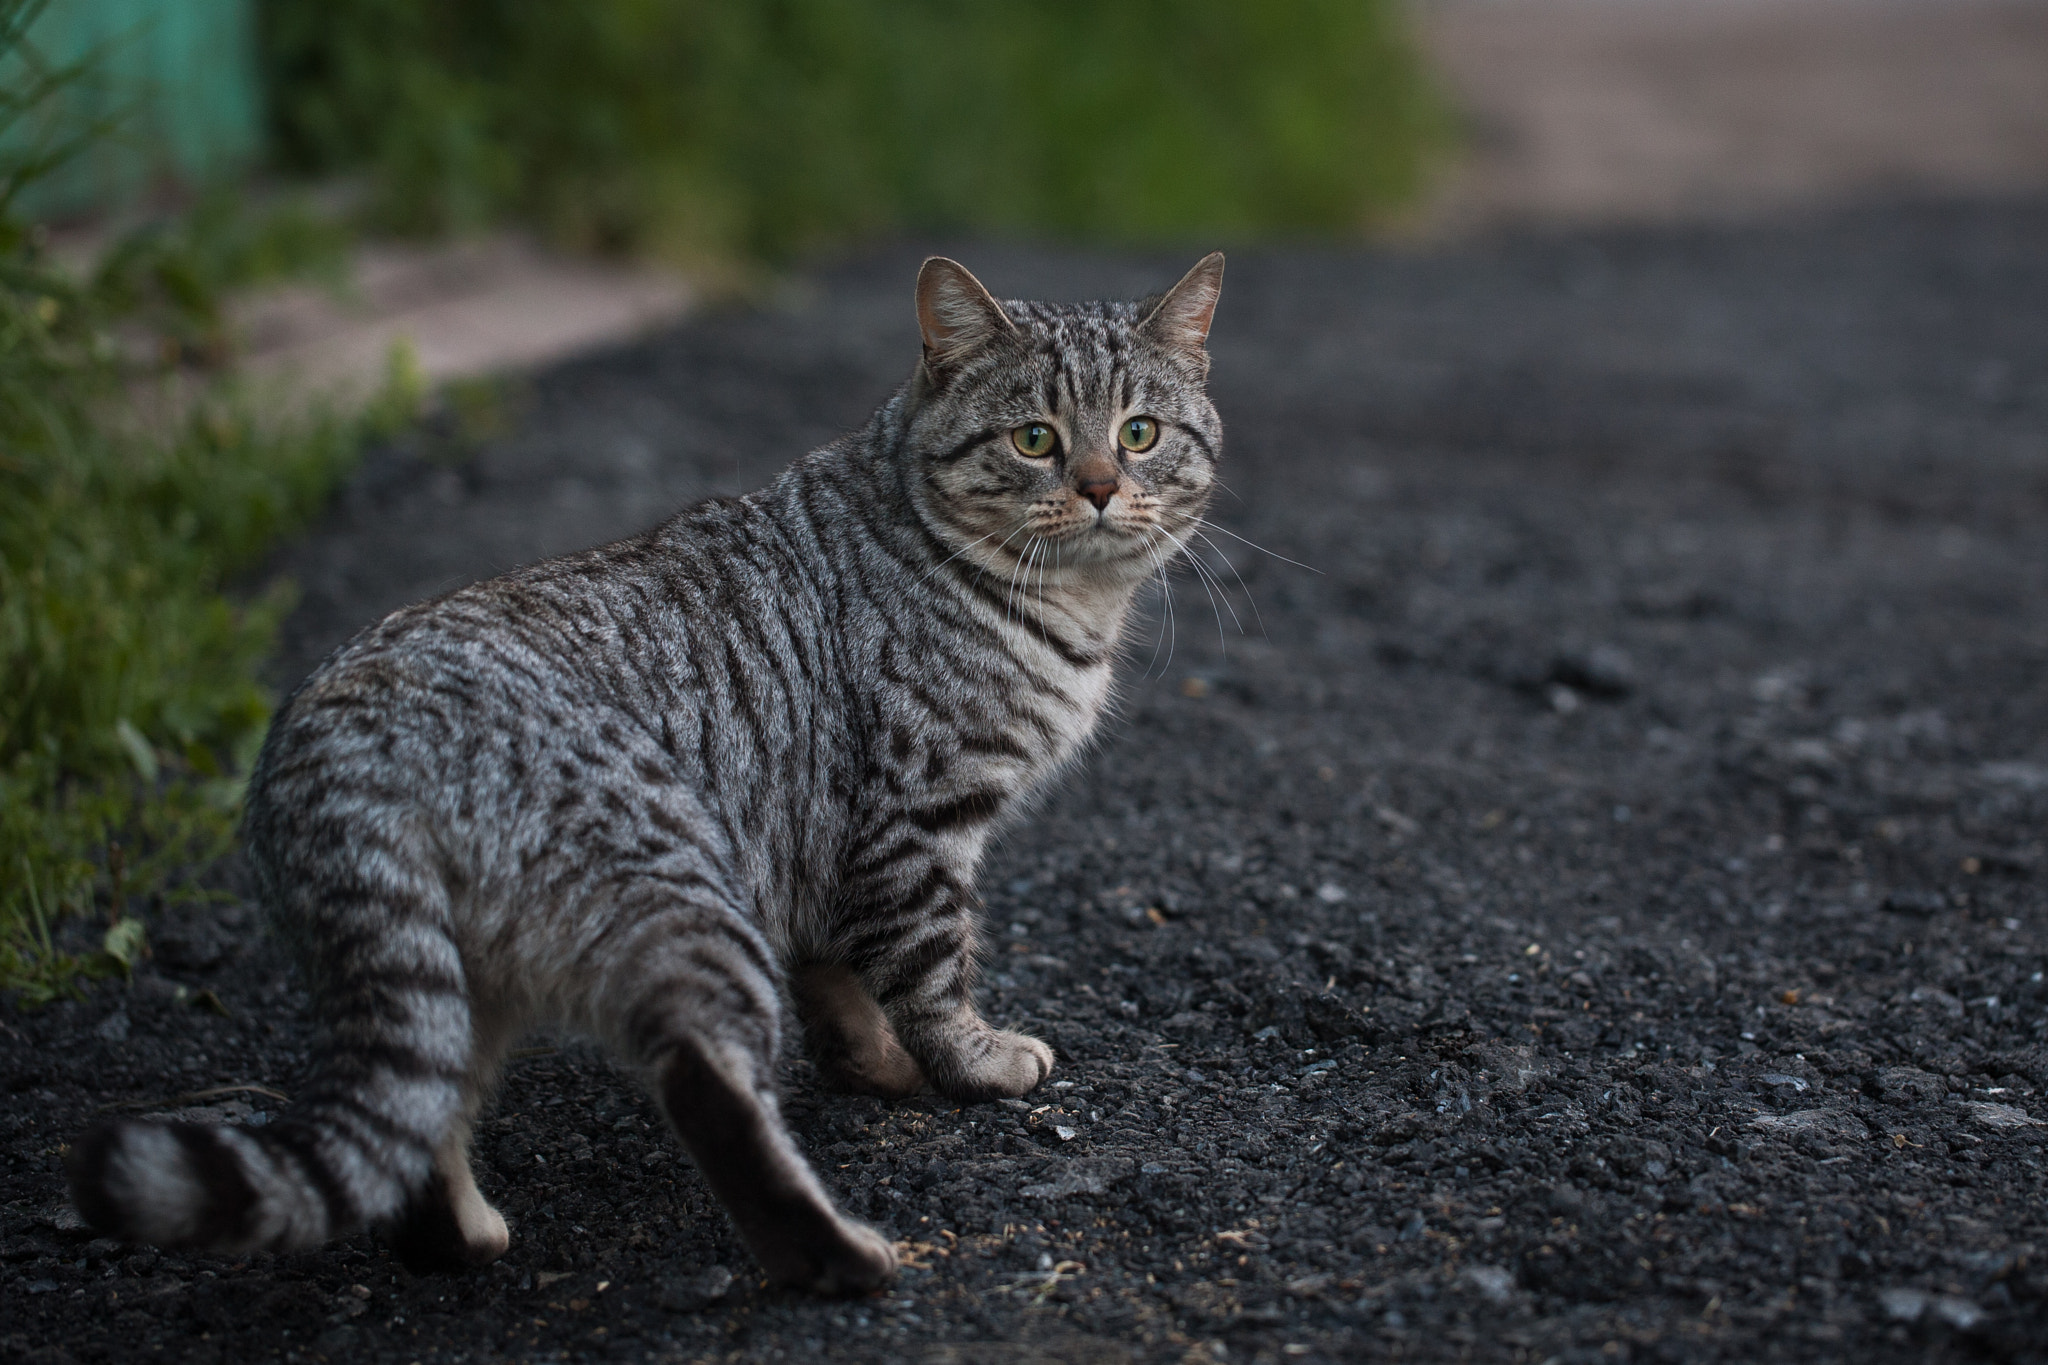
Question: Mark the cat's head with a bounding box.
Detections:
[902,255,1224,581]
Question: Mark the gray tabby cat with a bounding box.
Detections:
[69,252,1225,1293]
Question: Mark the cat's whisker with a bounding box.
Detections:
[1035,538,1054,645]
[1157,526,1242,646]
[1208,473,1250,508]
[1196,517,1322,574]
[1024,537,1048,639]
[1007,535,1042,625]
[920,522,1018,587]
[1142,542,1177,678]
[1189,526,1268,640]
[983,523,1032,601]
[974,518,1039,592]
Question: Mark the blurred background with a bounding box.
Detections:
[15,0,2048,245]
[2,0,2045,992]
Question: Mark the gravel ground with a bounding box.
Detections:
[6,197,2048,1364]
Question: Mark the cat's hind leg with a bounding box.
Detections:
[608,904,895,1293]
[386,1005,518,1273]
[794,964,925,1098]
[387,1128,511,1273]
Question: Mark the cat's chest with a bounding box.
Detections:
[1040,661,1115,765]
[881,650,1112,796]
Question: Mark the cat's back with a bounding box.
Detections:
[244,485,845,876]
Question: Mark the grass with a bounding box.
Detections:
[0,0,402,1003]
[259,0,1448,266]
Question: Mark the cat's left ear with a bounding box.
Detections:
[1139,252,1225,361]
[916,257,1017,378]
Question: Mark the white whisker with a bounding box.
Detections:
[1035,537,1053,645]
[1142,543,1178,678]
[1198,518,1322,574]
[1005,535,1037,624]
[920,521,1016,587]
[1157,526,1241,646]
[1190,527,1267,639]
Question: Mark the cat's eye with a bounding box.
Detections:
[1118,417,1159,453]
[1011,423,1057,458]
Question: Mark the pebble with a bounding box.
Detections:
[1962,1101,2043,1130]
[1461,1265,1516,1304]
[1879,1287,1984,1331]
[654,1265,732,1313]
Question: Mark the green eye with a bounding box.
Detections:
[1118,417,1159,453]
[1011,423,1056,457]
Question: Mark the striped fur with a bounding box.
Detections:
[68,254,1226,1292]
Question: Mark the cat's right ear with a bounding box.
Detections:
[916,258,1016,381]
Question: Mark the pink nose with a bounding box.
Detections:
[1077,478,1118,510]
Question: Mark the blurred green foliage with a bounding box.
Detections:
[0,0,395,1002]
[260,0,1446,263]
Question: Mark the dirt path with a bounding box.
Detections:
[1415,0,2048,231]
[7,200,2048,1363]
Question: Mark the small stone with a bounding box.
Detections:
[1962,1101,2044,1129]
[94,1011,131,1043]
[1932,1297,1985,1331]
[1747,1109,1866,1141]
[1315,883,1347,904]
[26,1278,60,1294]
[1980,761,2048,791]
[1879,1287,1929,1322]
[1759,1073,1809,1092]
[313,1327,359,1354]
[1882,889,1947,917]
[655,1265,732,1313]
[1909,987,1965,1018]
[1873,1066,1946,1106]
[1543,645,1634,699]
[1461,1264,1515,1304]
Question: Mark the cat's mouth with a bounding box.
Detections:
[1022,503,1180,567]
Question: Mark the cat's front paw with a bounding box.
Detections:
[935,1028,1054,1103]
[760,1215,898,1295]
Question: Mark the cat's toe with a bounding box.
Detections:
[937,1029,1054,1102]
[784,1219,897,1295]
[822,1221,899,1294]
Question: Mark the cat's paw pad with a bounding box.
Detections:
[940,1029,1054,1102]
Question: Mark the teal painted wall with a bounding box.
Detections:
[11,0,263,218]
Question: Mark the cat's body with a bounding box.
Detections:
[68,254,1225,1292]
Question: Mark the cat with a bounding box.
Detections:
[68,251,1225,1294]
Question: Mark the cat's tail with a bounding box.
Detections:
[66,922,473,1256]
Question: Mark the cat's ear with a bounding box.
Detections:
[916,257,1017,377]
[1139,252,1225,358]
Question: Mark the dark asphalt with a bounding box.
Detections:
[6,197,2048,1364]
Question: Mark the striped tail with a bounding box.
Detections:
[67,925,473,1256]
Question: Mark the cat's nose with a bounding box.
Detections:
[1077,477,1119,510]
